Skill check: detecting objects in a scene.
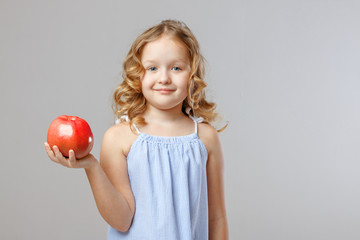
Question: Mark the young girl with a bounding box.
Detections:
[44,19,228,240]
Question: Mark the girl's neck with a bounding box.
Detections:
[142,104,186,124]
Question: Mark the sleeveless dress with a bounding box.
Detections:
[108,116,209,240]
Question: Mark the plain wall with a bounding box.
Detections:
[1,0,359,239]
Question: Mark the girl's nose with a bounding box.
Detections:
[158,69,171,84]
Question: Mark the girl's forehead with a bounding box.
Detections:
[141,35,190,62]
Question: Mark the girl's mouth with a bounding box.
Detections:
[154,88,175,94]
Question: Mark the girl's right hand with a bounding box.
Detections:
[44,142,98,170]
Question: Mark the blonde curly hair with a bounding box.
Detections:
[113,19,226,132]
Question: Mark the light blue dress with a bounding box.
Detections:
[108,116,209,240]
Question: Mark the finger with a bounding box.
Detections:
[52,145,68,165]
[44,142,54,157]
[44,142,60,163]
[68,149,76,167]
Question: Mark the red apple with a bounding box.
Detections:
[47,115,94,159]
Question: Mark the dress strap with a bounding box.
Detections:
[189,115,204,134]
[132,123,141,134]
[116,115,141,134]
[186,107,204,134]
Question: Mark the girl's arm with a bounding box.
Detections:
[44,125,135,232]
[88,125,136,232]
[85,160,134,232]
[199,124,229,240]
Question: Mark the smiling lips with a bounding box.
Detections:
[154,88,176,94]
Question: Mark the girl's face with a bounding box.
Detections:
[140,34,191,112]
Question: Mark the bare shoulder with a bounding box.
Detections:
[102,122,138,157]
[197,123,222,155]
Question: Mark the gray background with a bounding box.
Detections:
[1,0,359,239]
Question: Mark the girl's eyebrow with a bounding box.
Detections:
[142,58,189,65]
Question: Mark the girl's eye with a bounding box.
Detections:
[172,66,181,71]
[148,67,157,71]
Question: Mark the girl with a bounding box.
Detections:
[44,19,228,240]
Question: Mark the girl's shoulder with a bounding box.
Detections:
[197,122,221,155]
[102,122,138,157]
